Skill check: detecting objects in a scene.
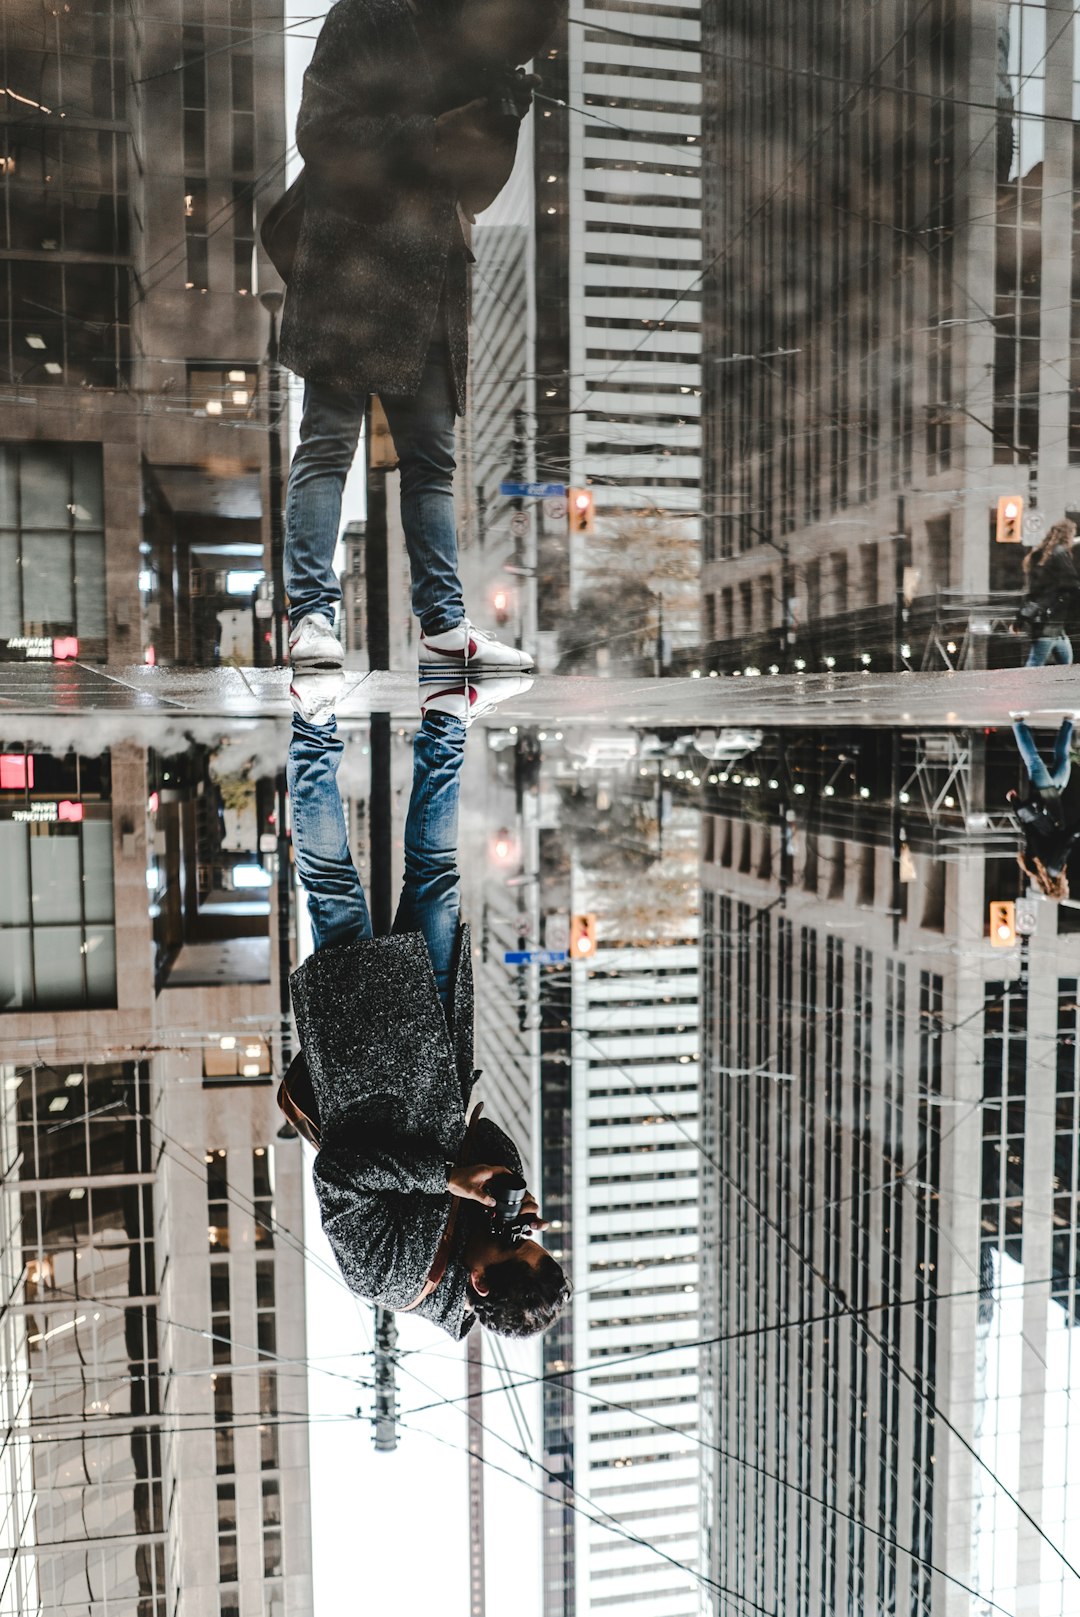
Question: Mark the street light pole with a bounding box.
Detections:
[260,290,286,665]
[259,290,292,1082]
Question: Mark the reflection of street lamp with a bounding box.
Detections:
[259,291,292,1094]
[259,289,286,666]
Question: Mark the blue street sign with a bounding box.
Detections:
[499,481,567,498]
[503,949,569,966]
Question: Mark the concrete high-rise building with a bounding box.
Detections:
[699,0,1079,673]
[698,737,1080,1615]
[0,7,312,1616]
[460,150,537,654]
[0,0,290,672]
[540,789,702,1617]
[530,2,702,662]
[0,731,313,1617]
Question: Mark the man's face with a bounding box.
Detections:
[470,1235,546,1296]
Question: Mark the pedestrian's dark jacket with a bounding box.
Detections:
[1015,796,1080,878]
[1020,547,1080,633]
[279,0,477,408]
[289,923,521,1338]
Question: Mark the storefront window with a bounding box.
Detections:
[0,443,107,657]
[0,746,115,1010]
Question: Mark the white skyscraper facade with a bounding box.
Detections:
[533,2,701,652]
[568,923,701,1615]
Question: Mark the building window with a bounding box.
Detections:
[0,442,106,653]
[232,51,255,173]
[210,1260,231,1366]
[993,4,1045,462]
[182,5,208,172]
[213,1374,235,1474]
[256,1257,276,1359]
[185,180,209,291]
[0,752,116,1012]
[260,1370,279,1469]
[233,182,255,296]
[253,1147,274,1247]
[15,1060,148,1180]
[207,1150,229,1250]
[217,1482,238,1583]
[262,1477,282,1579]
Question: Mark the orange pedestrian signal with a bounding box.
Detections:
[569,912,598,959]
[989,900,1017,948]
[995,494,1024,544]
[568,488,595,535]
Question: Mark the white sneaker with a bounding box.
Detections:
[289,613,343,668]
[290,669,344,725]
[419,618,534,674]
[420,674,533,725]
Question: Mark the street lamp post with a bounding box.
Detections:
[259,289,286,665]
[258,290,292,1084]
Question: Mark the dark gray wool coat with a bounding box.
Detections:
[289,923,522,1339]
[278,0,472,410]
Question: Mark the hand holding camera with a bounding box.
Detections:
[433,69,543,218]
[447,1163,548,1240]
[447,1160,505,1206]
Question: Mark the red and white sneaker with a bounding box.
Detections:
[420,674,534,726]
[289,612,343,669]
[419,618,534,674]
[290,669,344,725]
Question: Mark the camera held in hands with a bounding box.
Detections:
[489,1171,532,1244]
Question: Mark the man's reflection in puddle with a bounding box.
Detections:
[279,671,570,1337]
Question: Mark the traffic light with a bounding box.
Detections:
[491,826,515,863]
[989,900,1017,948]
[569,488,595,535]
[492,586,511,627]
[569,912,598,959]
[996,494,1024,544]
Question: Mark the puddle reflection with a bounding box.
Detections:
[4,704,1079,1612]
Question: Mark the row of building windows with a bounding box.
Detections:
[701,892,943,1612]
[206,1147,282,1614]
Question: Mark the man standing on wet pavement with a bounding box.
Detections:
[274,0,562,675]
[277,671,571,1339]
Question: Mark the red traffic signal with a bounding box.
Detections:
[989,900,1017,948]
[995,494,1024,544]
[570,912,598,958]
[568,488,595,534]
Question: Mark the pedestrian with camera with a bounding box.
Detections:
[269,0,562,675]
[1012,519,1080,666]
[277,672,570,1339]
[1007,711,1080,900]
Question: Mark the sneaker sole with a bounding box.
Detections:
[290,654,345,670]
[418,658,534,674]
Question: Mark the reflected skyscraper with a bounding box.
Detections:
[538,771,702,1615]
[0,731,312,1616]
[698,726,1080,1616]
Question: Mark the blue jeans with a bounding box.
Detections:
[288,709,465,1010]
[1026,633,1074,667]
[284,336,465,637]
[1013,718,1074,794]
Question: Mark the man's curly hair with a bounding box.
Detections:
[469,1248,571,1339]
